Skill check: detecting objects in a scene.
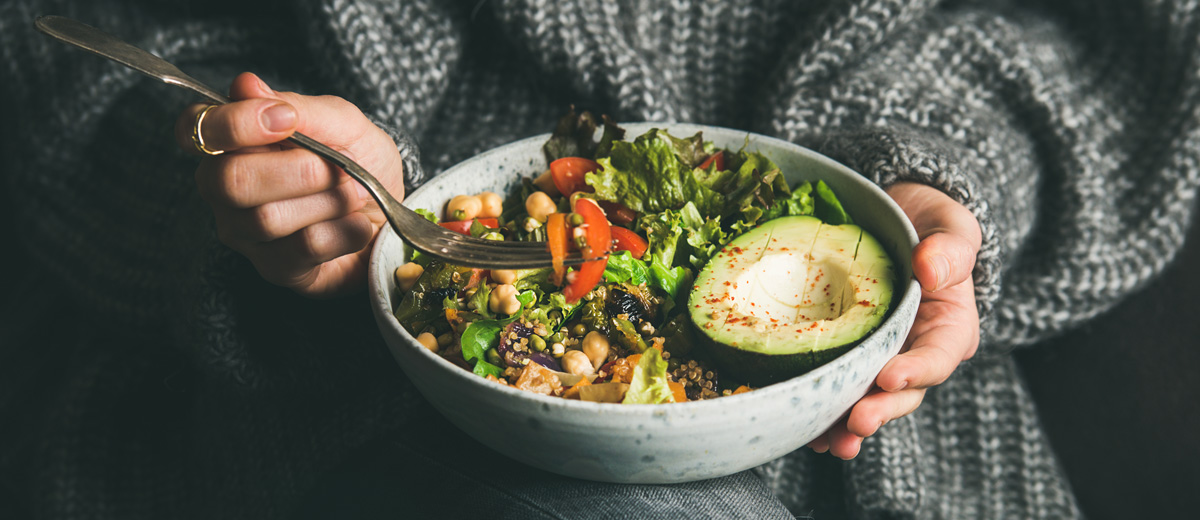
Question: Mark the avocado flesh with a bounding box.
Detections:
[689,216,894,385]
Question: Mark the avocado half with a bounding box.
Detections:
[688,216,895,386]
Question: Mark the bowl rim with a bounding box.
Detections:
[368,122,921,417]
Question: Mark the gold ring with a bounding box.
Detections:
[191,104,224,156]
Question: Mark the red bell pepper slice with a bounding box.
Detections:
[698,150,725,171]
[438,217,499,235]
[549,157,600,196]
[562,198,611,303]
[610,226,648,259]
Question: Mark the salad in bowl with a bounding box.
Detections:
[389,111,896,405]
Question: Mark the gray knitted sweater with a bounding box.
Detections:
[2,0,1197,518]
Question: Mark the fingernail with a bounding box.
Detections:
[893,379,908,391]
[932,254,951,291]
[261,103,296,132]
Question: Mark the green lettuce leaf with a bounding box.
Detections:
[622,348,675,404]
[468,283,494,319]
[472,360,504,379]
[587,129,724,215]
[460,319,503,364]
[543,108,600,162]
[813,180,853,225]
[603,250,650,285]
[524,292,581,334]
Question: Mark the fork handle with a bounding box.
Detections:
[33,15,406,219]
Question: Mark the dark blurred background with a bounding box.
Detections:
[1017,202,1200,519]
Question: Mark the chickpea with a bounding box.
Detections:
[477,191,503,218]
[415,332,439,353]
[581,331,610,369]
[562,350,596,376]
[488,283,521,315]
[490,269,518,285]
[394,262,424,291]
[525,191,557,222]
[447,194,482,221]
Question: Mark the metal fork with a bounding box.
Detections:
[34,15,593,270]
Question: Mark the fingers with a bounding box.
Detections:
[877,294,980,391]
[845,388,927,438]
[174,98,297,155]
[912,232,977,292]
[196,148,364,209]
[215,181,369,244]
[174,72,372,157]
[825,422,861,460]
[807,433,830,454]
[230,71,373,147]
[241,213,376,292]
[885,182,981,292]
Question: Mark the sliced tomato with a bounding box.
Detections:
[549,157,600,196]
[597,200,638,227]
[610,226,648,259]
[562,198,611,303]
[547,212,568,285]
[438,217,499,235]
[698,150,725,171]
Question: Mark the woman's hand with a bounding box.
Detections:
[808,182,982,459]
[174,72,404,297]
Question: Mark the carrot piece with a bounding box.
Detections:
[668,381,688,403]
[732,385,752,395]
[547,212,567,285]
[563,378,592,399]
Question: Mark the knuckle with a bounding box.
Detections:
[295,225,328,261]
[220,157,253,207]
[295,153,335,193]
[249,203,291,242]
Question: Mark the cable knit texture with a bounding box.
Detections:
[2,0,1198,518]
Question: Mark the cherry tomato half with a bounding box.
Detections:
[549,157,600,196]
[610,226,648,259]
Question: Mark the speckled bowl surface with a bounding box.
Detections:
[368,123,920,484]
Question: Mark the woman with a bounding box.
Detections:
[2,0,1195,518]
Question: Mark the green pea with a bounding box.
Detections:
[568,212,584,226]
[570,322,588,338]
[530,335,547,352]
[486,349,503,365]
[548,332,565,345]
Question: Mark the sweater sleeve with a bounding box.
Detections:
[0,0,458,389]
[761,1,1200,354]
[487,0,1200,357]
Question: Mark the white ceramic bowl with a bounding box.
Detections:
[369,123,920,484]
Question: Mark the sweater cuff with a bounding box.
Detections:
[368,116,428,193]
[813,128,1008,357]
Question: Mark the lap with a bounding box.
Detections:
[294,406,796,520]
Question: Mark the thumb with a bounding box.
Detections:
[229,71,276,101]
[886,183,981,292]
